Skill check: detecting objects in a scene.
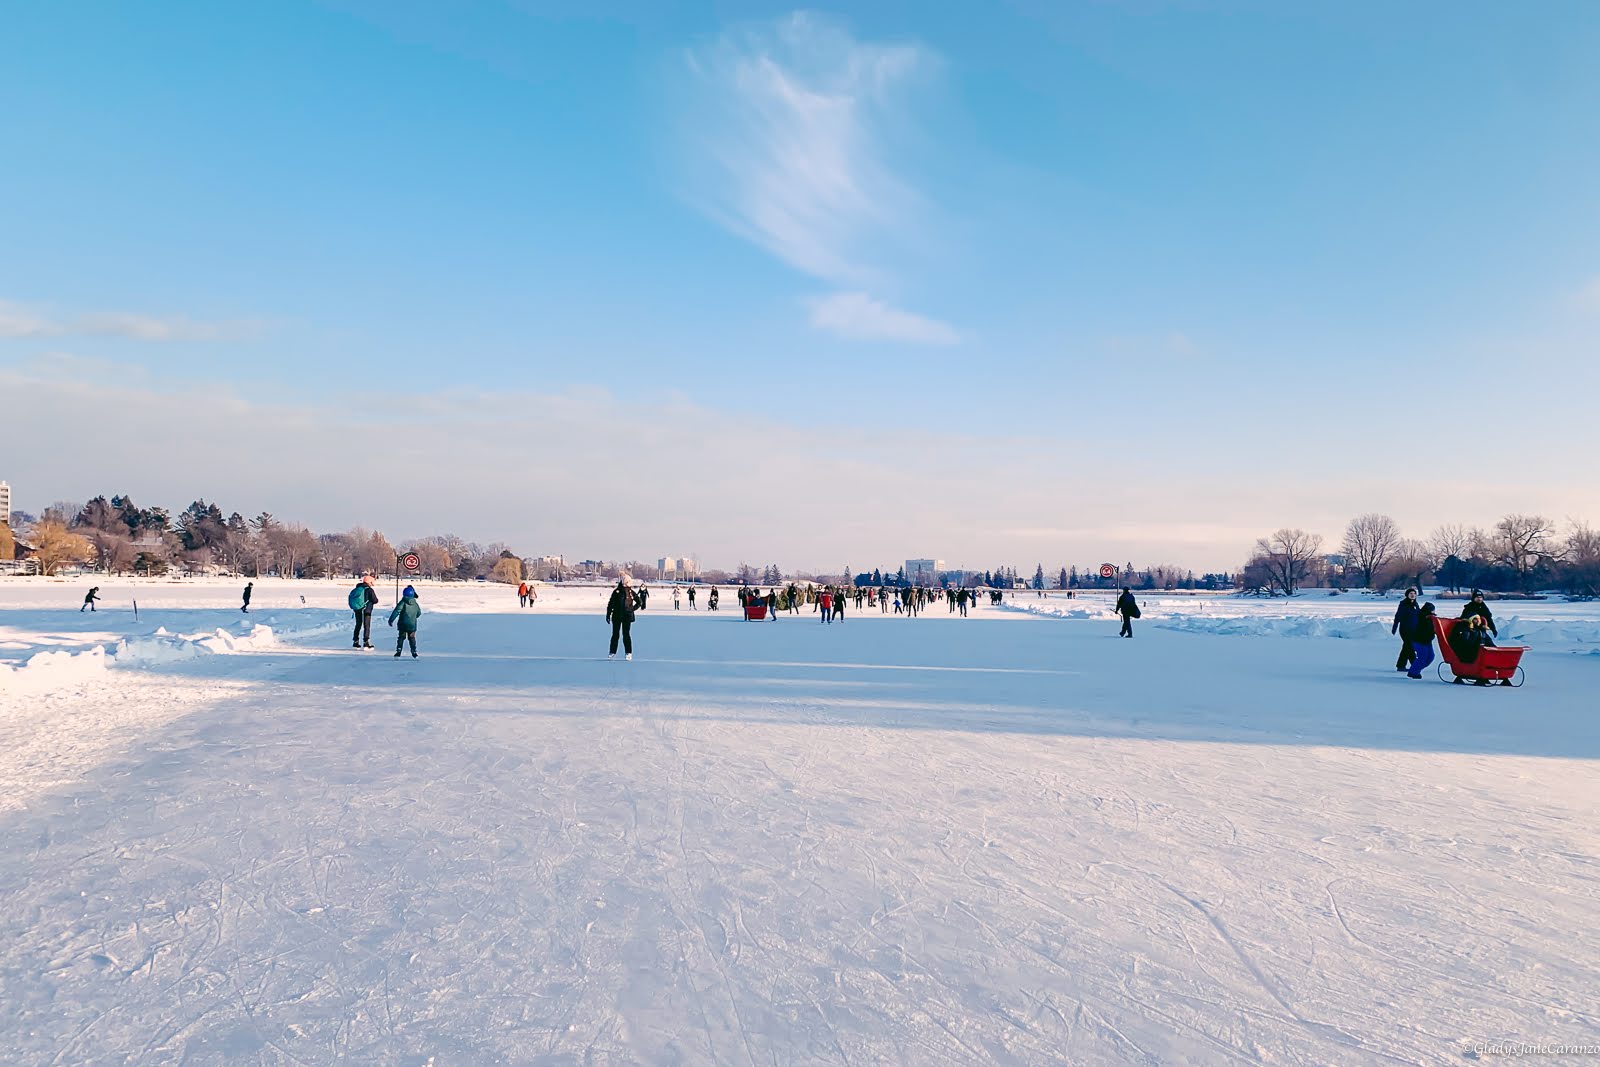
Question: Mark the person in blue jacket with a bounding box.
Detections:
[388,585,421,658]
[1391,588,1420,672]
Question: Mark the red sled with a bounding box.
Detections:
[1433,617,1527,687]
[744,603,768,621]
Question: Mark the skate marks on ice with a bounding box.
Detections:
[1,613,1598,1063]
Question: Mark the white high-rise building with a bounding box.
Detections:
[658,556,700,580]
[904,559,945,586]
[0,481,10,527]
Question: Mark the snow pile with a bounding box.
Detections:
[0,646,114,696]
[1154,614,1390,640]
[2,617,345,694]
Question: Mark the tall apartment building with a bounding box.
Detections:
[658,556,701,580]
[904,559,945,586]
[0,481,11,526]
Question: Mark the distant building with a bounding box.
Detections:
[904,559,944,586]
[0,481,10,526]
[659,556,700,580]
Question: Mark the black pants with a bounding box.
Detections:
[396,629,417,655]
[1119,614,1134,637]
[610,617,633,655]
[353,610,373,646]
[1395,638,1415,670]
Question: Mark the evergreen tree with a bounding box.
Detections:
[1032,564,1045,589]
[1057,567,1069,589]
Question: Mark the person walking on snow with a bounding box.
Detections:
[606,575,639,659]
[1391,588,1421,672]
[1115,587,1140,638]
[518,581,529,608]
[1406,602,1439,679]
[388,585,421,658]
[349,576,380,649]
[673,586,682,610]
[688,586,697,609]
[81,587,101,612]
[241,581,253,614]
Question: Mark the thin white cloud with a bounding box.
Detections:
[678,13,956,343]
[1573,275,1600,312]
[0,300,54,337]
[0,298,259,341]
[808,291,958,344]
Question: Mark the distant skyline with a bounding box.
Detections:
[4,2,1598,571]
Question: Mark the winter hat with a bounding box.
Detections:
[403,585,416,597]
[620,574,633,586]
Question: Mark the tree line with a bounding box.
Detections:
[1242,513,1600,597]
[4,495,530,583]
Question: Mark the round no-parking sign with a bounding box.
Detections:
[402,553,421,572]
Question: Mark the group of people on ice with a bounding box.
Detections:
[1391,588,1501,682]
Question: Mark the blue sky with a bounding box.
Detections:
[3,1,1598,570]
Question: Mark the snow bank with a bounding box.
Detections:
[0,617,344,695]
[1012,600,1600,645]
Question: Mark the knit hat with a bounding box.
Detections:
[403,585,416,597]
[620,574,633,586]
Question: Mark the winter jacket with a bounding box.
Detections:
[388,594,421,632]
[1410,610,1438,645]
[1460,600,1496,636]
[1115,592,1138,617]
[606,586,638,624]
[1448,623,1483,664]
[1392,598,1420,636]
[362,584,380,612]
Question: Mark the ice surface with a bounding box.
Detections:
[1,579,1597,1064]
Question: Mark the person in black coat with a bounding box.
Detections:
[241,581,253,614]
[1406,602,1438,679]
[1115,587,1139,638]
[1391,588,1420,671]
[606,576,639,659]
[1460,591,1496,636]
[81,587,101,612]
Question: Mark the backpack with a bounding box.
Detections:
[349,586,367,611]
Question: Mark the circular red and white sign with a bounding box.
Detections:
[402,553,421,572]
[1099,563,1116,579]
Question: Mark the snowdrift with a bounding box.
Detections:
[0,617,343,695]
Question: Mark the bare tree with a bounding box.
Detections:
[1341,513,1401,589]
[27,520,94,576]
[1253,529,1324,596]
[1563,520,1600,598]
[1494,514,1554,590]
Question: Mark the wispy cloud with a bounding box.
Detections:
[0,299,259,341]
[677,13,957,344]
[0,300,54,338]
[807,291,958,344]
[1573,275,1600,313]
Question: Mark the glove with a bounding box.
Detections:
[388,619,394,627]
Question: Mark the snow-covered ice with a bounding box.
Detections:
[2,578,1597,1064]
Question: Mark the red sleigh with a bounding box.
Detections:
[1433,617,1527,687]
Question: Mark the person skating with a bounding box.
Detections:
[81,586,100,612]
[1406,602,1439,679]
[1391,588,1421,672]
[241,581,253,613]
[1115,587,1140,637]
[388,585,421,657]
[1460,590,1497,636]
[673,586,682,610]
[708,587,719,611]
[349,575,379,648]
[833,587,845,623]
[606,575,639,659]
[637,584,649,610]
